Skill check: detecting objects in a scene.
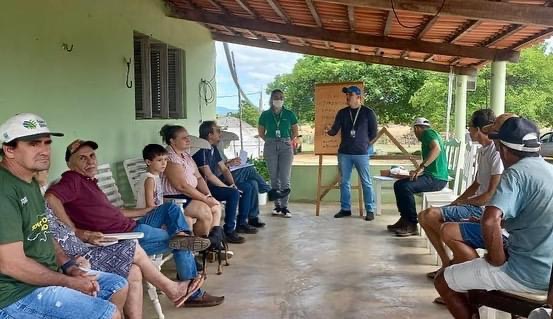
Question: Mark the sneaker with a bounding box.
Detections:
[364,212,375,221]
[224,231,246,244]
[272,207,282,216]
[394,223,419,237]
[268,189,291,201]
[280,207,292,218]
[235,224,258,234]
[248,218,266,228]
[387,217,407,232]
[334,210,352,218]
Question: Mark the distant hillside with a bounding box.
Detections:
[216,106,237,116]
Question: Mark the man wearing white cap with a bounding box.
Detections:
[389,117,449,236]
[0,113,127,319]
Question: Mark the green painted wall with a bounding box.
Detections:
[0,0,216,202]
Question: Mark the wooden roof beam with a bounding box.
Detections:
[206,0,229,14]
[317,0,553,27]
[479,24,525,47]
[510,27,553,50]
[305,0,323,27]
[234,0,257,18]
[383,10,394,36]
[266,0,290,23]
[172,10,520,62]
[347,6,356,31]
[424,20,480,63]
[212,33,477,75]
[416,15,439,40]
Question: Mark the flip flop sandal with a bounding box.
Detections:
[169,236,211,252]
[173,275,205,308]
[433,296,446,305]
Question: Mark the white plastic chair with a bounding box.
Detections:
[96,163,167,319]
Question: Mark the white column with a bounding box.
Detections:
[490,61,507,115]
[455,74,468,144]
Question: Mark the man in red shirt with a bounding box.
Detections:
[46,140,224,307]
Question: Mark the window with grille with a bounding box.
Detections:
[133,34,185,119]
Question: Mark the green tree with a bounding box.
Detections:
[411,45,553,130]
[266,56,427,124]
[230,100,261,127]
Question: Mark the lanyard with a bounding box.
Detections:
[349,107,361,129]
[272,111,282,129]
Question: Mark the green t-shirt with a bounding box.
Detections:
[421,129,449,181]
[0,167,57,309]
[258,108,298,138]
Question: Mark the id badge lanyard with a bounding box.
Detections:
[349,107,361,138]
[273,111,282,138]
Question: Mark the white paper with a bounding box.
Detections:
[239,150,248,165]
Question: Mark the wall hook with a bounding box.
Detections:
[125,58,133,88]
[62,43,74,52]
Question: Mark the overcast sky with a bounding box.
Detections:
[216,38,553,111]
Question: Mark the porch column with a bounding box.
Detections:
[490,61,507,115]
[455,74,468,144]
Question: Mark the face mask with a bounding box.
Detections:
[272,100,284,109]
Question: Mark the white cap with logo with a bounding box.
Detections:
[0,113,64,144]
[413,117,431,127]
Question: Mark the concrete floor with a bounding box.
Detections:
[144,202,451,319]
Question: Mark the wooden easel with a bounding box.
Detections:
[315,155,363,216]
[314,127,418,217]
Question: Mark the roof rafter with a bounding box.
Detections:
[318,0,553,26]
[305,0,323,27]
[424,20,480,62]
[382,10,394,36]
[266,0,290,23]
[212,33,477,75]
[234,0,257,18]
[347,6,355,31]
[171,9,520,62]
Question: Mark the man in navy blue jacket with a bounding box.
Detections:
[326,86,378,221]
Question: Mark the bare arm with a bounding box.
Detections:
[198,165,227,188]
[422,140,441,167]
[120,207,150,219]
[482,206,506,266]
[451,181,479,204]
[165,162,209,200]
[291,124,299,140]
[462,175,501,207]
[258,125,266,141]
[144,177,157,208]
[0,241,71,287]
[218,162,235,186]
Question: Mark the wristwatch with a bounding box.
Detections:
[61,258,77,274]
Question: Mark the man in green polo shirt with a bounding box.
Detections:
[0,113,127,319]
[389,117,449,237]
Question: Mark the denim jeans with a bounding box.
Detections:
[0,270,126,319]
[208,185,240,234]
[232,166,271,193]
[337,152,376,214]
[235,180,259,224]
[393,174,448,224]
[134,202,197,280]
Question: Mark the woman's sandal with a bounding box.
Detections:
[173,274,206,308]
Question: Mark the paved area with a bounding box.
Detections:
[144,202,452,319]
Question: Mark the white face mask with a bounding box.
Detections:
[272,100,284,109]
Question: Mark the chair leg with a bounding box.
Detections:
[375,181,382,216]
[146,281,165,319]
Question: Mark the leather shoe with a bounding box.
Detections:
[248,218,266,228]
[184,292,225,307]
[236,224,258,234]
[268,188,290,201]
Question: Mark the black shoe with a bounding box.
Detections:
[364,212,375,221]
[225,231,246,244]
[268,189,291,201]
[387,217,406,232]
[334,210,352,218]
[236,224,258,234]
[280,207,292,218]
[395,223,419,237]
[248,218,266,228]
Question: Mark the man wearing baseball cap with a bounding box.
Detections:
[390,117,449,237]
[326,85,379,221]
[435,117,553,318]
[46,139,224,307]
[0,113,127,318]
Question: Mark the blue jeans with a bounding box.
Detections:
[0,271,126,319]
[393,174,448,224]
[134,203,197,280]
[232,166,271,193]
[235,180,259,225]
[209,185,240,234]
[338,152,376,214]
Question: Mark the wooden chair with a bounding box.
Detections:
[96,163,168,319]
[468,263,553,319]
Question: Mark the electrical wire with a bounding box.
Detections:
[390,0,447,29]
[199,75,216,123]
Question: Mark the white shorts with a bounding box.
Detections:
[444,258,545,294]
